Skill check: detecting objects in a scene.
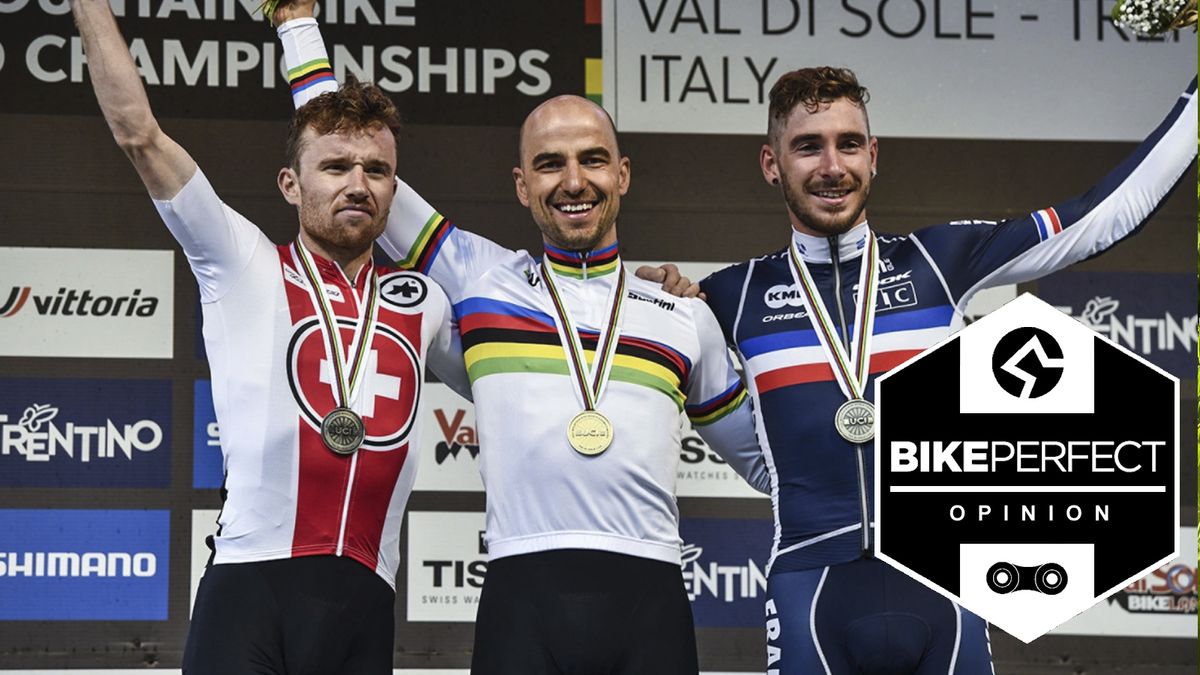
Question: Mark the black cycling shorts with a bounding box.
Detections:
[183,555,395,675]
[471,549,699,675]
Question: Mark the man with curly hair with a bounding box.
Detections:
[71,1,468,672]
[698,66,1196,673]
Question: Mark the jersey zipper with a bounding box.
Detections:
[335,451,359,556]
[829,235,872,556]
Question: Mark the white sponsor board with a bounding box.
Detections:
[190,509,221,617]
[0,247,174,358]
[602,0,1195,140]
[1051,526,1197,638]
[414,384,483,492]
[406,511,487,622]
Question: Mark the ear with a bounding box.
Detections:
[617,156,631,196]
[868,136,879,177]
[513,166,530,207]
[278,167,302,207]
[760,144,780,186]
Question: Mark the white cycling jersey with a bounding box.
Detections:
[157,168,466,587]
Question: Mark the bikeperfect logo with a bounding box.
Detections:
[877,293,1178,643]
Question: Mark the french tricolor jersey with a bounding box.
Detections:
[701,79,1197,575]
[375,188,770,564]
[155,169,466,588]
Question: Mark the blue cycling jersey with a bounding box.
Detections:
[700,79,1196,577]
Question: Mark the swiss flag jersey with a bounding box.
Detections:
[156,169,465,588]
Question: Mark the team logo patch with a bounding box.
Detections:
[286,318,421,450]
[379,273,429,309]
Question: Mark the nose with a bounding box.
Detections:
[560,160,586,194]
[817,147,845,179]
[345,166,369,199]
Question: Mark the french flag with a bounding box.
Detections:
[1032,208,1063,242]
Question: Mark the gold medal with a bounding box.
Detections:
[567,410,613,456]
[321,406,365,455]
[834,398,875,444]
[540,256,627,458]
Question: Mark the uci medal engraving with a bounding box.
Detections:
[568,410,613,456]
[322,407,365,455]
[835,399,875,444]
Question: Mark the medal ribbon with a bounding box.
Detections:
[786,231,879,402]
[292,240,382,410]
[539,257,627,412]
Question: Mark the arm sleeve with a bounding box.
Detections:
[153,168,266,303]
[424,281,472,402]
[374,179,516,304]
[914,78,1198,309]
[277,18,338,107]
[276,18,514,305]
[684,299,770,494]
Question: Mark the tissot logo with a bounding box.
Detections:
[0,286,159,318]
[991,327,1065,398]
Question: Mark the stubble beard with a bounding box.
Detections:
[780,172,870,238]
[298,197,384,261]
[533,198,617,252]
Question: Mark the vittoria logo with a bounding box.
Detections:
[434,409,479,464]
[286,318,421,450]
[0,286,159,318]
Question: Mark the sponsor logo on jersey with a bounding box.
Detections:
[0,509,169,620]
[626,290,675,312]
[287,317,421,451]
[764,284,804,310]
[0,379,171,487]
[876,269,919,313]
[380,272,429,309]
[679,518,773,627]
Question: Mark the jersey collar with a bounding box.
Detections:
[543,241,621,281]
[790,221,871,264]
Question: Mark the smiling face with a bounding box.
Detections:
[278,124,397,263]
[513,96,630,251]
[761,97,877,238]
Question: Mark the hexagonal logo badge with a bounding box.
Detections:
[875,293,1178,643]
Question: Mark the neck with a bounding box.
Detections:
[299,232,372,280]
[790,211,869,239]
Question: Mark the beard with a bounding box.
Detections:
[780,171,870,237]
[298,198,386,261]
[531,196,619,252]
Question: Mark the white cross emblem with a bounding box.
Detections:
[320,349,403,419]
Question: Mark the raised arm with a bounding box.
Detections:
[72,0,195,199]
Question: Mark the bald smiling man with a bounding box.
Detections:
[267,4,772,674]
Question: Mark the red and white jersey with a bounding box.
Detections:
[155,169,465,587]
